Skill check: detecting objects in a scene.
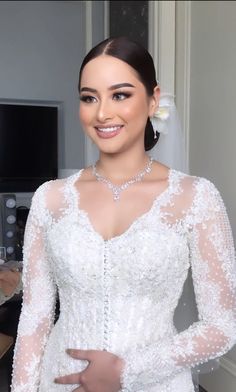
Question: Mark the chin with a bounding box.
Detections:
[91,138,124,154]
[97,145,122,155]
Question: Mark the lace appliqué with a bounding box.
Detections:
[11,172,236,392]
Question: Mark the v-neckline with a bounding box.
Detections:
[69,167,175,243]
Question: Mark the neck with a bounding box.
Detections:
[95,150,149,182]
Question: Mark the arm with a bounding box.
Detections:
[11,184,57,391]
[120,179,236,391]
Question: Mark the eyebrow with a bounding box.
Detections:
[80,83,135,93]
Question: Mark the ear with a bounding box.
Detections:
[148,86,160,117]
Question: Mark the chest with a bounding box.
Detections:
[76,179,171,241]
[46,212,190,297]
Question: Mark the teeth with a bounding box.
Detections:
[97,126,121,133]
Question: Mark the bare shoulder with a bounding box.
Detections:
[149,160,171,183]
[78,166,94,181]
[73,166,97,191]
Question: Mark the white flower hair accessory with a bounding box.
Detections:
[150,93,175,138]
[148,92,188,173]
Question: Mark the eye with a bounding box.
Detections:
[79,95,97,103]
[113,92,131,101]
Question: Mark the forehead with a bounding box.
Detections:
[80,55,143,88]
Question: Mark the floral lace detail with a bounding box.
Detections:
[11,171,236,392]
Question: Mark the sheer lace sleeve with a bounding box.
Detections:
[11,183,57,392]
[121,178,236,391]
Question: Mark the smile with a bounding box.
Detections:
[95,125,123,133]
[95,125,123,139]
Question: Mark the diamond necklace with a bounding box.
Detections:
[92,157,153,201]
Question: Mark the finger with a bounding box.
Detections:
[54,372,81,385]
[66,349,93,361]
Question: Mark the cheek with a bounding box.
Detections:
[122,101,140,116]
[123,100,148,123]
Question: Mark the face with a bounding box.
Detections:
[79,55,159,155]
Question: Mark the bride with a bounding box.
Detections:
[11,36,236,392]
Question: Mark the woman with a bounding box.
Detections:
[11,37,236,392]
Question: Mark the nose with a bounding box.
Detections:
[96,99,113,122]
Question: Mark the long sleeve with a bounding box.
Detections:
[11,183,56,392]
[121,179,236,391]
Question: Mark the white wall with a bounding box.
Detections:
[0,1,86,170]
[189,1,236,237]
[181,1,236,390]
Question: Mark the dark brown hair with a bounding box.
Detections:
[78,36,160,151]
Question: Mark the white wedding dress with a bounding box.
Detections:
[11,169,236,392]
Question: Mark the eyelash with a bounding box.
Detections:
[113,92,131,101]
[79,91,132,103]
[79,95,96,103]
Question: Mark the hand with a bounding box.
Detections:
[54,349,124,392]
[0,270,21,296]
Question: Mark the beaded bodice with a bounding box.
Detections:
[11,169,236,392]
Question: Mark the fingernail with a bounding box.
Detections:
[66,348,76,356]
